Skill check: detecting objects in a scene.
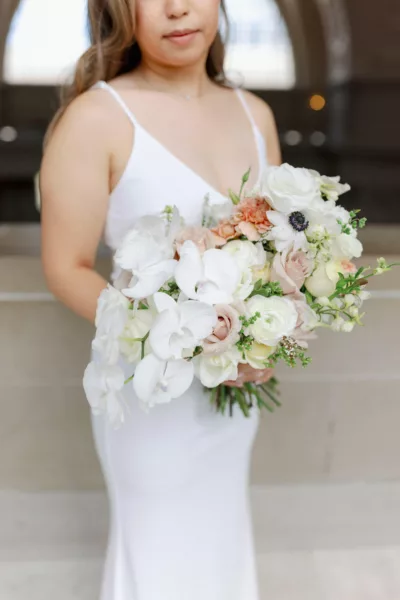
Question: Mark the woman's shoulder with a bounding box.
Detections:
[237,89,277,133]
[236,88,281,166]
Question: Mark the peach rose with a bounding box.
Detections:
[175,226,218,255]
[203,305,241,355]
[270,250,314,295]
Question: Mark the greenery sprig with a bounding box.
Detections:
[236,312,260,356]
[249,280,284,299]
[267,336,312,369]
[338,209,367,234]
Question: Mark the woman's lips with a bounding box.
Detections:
[164,30,200,46]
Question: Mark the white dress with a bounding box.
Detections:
[90,80,269,600]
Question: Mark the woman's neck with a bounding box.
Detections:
[134,58,213,98]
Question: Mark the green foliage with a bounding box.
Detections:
[236,312,260,356]
[249,280,284,299]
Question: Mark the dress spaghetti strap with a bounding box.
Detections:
[235,88,267,177]
[91,80,138,127]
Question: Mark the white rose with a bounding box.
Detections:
[305,262,340,298]
[244,342,274,369]
[119,309,155,364]
[246,295,298,346]
[332,232,363,260]
[262,163,320,214]
[195,348,241,388]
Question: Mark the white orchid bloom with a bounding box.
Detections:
[83,362,127,429]
[133,354,194,407]
[149,292,217,360]
[114,222,177,300]
[92,285,130,365]
[175,241,240,305]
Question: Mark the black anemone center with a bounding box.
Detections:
[289,211,309,232]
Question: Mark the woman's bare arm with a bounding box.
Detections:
[40,92,113,324]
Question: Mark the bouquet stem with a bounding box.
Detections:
[210,377,281,417]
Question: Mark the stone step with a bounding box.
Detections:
[2,483,400,561]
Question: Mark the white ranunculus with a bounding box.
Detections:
[133,354,194,407]
[119,308,155,364]
[115,221,177,299]
[244,342,274,369]
[262,163,320,214]
[305,261,340,297]
[223,241,267,300]
[195,348,241,388]
[222,240,266,272]
[332,232,363,260]
[149,292,217,360]
[83,362,127,428]
[175,241,240,305]
[246,295,298,346]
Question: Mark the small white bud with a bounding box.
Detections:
[331,298,343,310]
[331,317,345,332]
[348,306,359,318]
[316,296,330,307]
[359,290,371,301]
[344,294,355,307]
[341,321,355,333]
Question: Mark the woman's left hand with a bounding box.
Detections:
[224,364,274,388]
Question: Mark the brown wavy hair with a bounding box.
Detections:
[45,0,229,144]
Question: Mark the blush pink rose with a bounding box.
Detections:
[290,291,318,346]
[175,226,218,256]
[270,250,314,295]
[203,305,241,355]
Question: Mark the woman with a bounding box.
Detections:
[41,0,281,598]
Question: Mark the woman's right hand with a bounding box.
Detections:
[224,364,274,388]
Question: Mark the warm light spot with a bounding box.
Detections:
[309,94,326,111]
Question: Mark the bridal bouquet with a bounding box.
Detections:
[84,164,397,427]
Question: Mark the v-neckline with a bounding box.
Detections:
[134,122,263,202]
